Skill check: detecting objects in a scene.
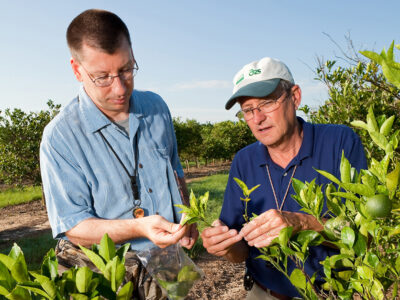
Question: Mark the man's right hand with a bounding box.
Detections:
[201,219,243,257]
[137,215,187,248]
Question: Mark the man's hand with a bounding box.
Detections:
[179,223,199,249]
[137,215,187,248]
[201,219,243,257]
[240,209,323,248]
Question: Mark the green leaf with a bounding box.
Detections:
[340,151,351,183]
[115,258,126,292]
[10,254,29,283]
[357,265,373,280]
[116,282,133,300]
[99,233,116,262]
[5,286,32,300]
[360,50,383,64]
[380,115,395,136]
[76,267,92,294]
[233,177,249,196]
[0,254,15,270]
[386,162,400,194]
[71,294,89,300]
[41,249,58,281]
[289,269,306,290]
[292,178,305,196]
[331,191,360,202]
[79,246,106,273]
[278,226,293,248]
[350,120,369,131]
[353,232,367,256]
[340,183,375,197]
[369,131,389,151]
[0,285,10,296]
[366,106,379,132]
[115,243,130,261]
[315,169,341,185]
[365,252,380,269]
[30,274,56,298]
[247,184,260,195]
[341,227,355,248]
[189,190,199,213]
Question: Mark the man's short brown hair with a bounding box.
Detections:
[67,9,132,60]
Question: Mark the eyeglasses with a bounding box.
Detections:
[236,91,289,121]
[81,61,139,87]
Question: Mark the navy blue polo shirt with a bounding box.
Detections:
[220,117,367,297]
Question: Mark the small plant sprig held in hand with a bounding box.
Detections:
[233,177,260,222]
[175,190,212,228]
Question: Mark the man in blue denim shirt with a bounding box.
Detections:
[201,57,367,299]
[40,9,196,299]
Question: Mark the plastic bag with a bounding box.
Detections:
[136,244,204,300]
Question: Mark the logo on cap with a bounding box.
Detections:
[235,74,244,85]
[249,68,261,76]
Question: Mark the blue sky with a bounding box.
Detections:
[0,1,399,122]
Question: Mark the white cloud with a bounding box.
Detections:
[169,80,231,91]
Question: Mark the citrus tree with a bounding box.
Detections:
[245,43,400,300]
[0,100,60,186]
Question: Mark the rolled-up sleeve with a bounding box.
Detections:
[40,130,95,238]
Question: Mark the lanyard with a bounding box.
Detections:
[98,129,144,218]
[266,164,297,211]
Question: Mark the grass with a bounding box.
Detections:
[186,173,229,258]
[0,186,42,208]
[0,231,56,270]
[0,173,229,266]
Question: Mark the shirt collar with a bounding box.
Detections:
[78,86,143,133]
[255,117,314,168]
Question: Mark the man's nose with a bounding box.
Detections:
[252,108,266,124]
[112,76,127,94]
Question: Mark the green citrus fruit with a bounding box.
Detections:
[324,216,348,240]
[365,194,392,218]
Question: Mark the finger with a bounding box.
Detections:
[202,229,238,248]
[247,231,277,247]
[206,234,242,255]
[157,225,187,248]
[212,219,226,227]
[201,225,229,239]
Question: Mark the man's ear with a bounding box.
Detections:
[70,57,83,82]
[291,85,302,110]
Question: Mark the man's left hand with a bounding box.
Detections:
[179,223,199,249]
[239,209,302,248]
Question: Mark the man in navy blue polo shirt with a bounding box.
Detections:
[201,57,367,299]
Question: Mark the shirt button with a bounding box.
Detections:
[283,172,287,176]
[139,163,143,168]
[149,188,153,193]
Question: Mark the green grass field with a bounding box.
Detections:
[0,186,42,208]
[0,173,229,266]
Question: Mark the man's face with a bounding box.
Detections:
[71,37,135,121]
[240,85,301,148]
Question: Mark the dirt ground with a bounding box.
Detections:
[0,163,247,300]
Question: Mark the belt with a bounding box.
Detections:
[254,280,291,300]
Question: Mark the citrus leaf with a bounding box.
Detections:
[117,282,133,300]
[79,246,106,273]
[99,233,116,262]
[289,269,306,290]
[76,267,92,294]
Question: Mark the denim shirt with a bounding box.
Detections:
[40,86,184,251]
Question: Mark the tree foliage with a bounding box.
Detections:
[0,100,60,186]
[303,40,400,162]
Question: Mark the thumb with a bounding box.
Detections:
[212,219,225,227]
[158,217,182,233]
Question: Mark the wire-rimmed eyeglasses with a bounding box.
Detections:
[81,61,139,87]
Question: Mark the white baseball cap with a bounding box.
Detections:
[225,57,295,110]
